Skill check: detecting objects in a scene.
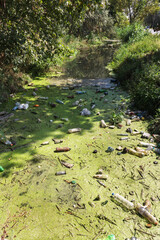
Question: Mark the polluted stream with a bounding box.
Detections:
[0,43,160,240]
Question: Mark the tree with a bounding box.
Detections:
[108,0,160,23]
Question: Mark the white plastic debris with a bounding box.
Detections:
[72,101,79,106]
[100,119,107,128]
[81,108,91,116]
[18,103,29,110]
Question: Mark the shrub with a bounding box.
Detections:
[116,22,149,43]
[108,28,160,115]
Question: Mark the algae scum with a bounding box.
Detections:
[0,45,160,240]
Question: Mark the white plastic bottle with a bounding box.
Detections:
[112,193,134,210]
[68,128,82,133]
[135,203,158,225]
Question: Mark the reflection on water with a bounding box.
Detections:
[62,43,116,79]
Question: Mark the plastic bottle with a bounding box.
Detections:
[135,147,149,156]
[128,148,145,158]
[106,235,115,240]
[100,119,107,128]
[76,91,86,94]
[111,193,134,210]
[106,147,114,152]
[120,137,129,140]
[56,99,64,104]
[135,203,158,225]
[0,166,4,172]
[68,128,81,133]
[55,171,66,176]
[39,97,48,100]
[97,234,115,240]
[152,147,160,155]
[61,118,69,122]
[55,147,71,152]
[138,142,156,148]
[126,119,131,126]
[93,174,108,180]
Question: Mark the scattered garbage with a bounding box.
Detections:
[81,108,91,116]
[120,137,129,140]
[98,234,116,240]
[126,119,131,126]
[49,103,56,108]
[72,100,79,106]
[127,148,145,158]
[68,128,81,133]
[55,147,71,152]
[135,203,158,225]
[125,238,140,240]
[32,91,37,96]
[138,141,156,148]
[67,95,74,99]
[5,140,13,146]
[61,118,69,122]
[100,119,107,128]
[12,102,29,110]
[106,147,114,152]
[108,125,115,129]
[41,141,49,145]
[141,132,151,139]
[0,166,4,172]
[76,91,86,94]
[116,146,123,151]
[55,171,66,176]
[60,160,74,168]
[111,193,134,210]
[93,149,97,153]
[52,139,63,144]
[97,180,106,188]
[93,174,108,180]
[56,99,64,104]
[39,97,48,100]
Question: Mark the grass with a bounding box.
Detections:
[108,30,160,115]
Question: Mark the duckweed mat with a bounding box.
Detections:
[0,77,160,240]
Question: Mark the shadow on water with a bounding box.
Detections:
[57,42,117,82]
[0,42,125,178]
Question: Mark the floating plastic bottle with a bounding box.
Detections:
[93,174,108,180]
[128,148,144,158]
[0,166,4,172]
[138,142,156,148]
[106,147,114,152]
[135,147,149,156]
[111,193,134,210]
[61,118,69,122]
[68,128,81,133]
[76,91,86,94]
[152,147,160,155]
[97,234,116,240]
[55,171,66,176]
[39,97,48,100]
[55,147,71,152]
[126,119,131,126]
[135,203,158,225]
[100,119,107,128]
[56,99,64,104]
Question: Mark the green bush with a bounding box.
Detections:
[116,23,149,43]
[108,26,160,115]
